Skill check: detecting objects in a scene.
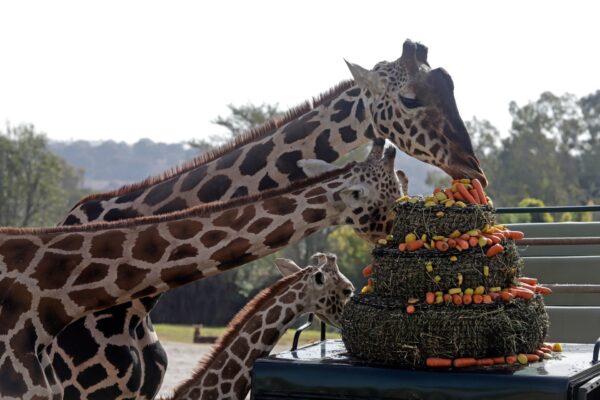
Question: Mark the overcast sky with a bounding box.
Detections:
[1,0,599,144]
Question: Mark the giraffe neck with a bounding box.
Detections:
[0,169,352,397]
[168,272,306,400]
[65,84,374,224]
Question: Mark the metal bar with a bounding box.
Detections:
[593,337,599,365]
[320,321,326,341]
[497,205,600,214]
[515,237,600,246]
[291,313,314,351]
[544,284,600,294]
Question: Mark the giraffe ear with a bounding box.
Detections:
[345,59,385,95]
[274,258,302,277]
[298,159,340,178]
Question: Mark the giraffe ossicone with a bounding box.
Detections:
[0,142,402,400]
[167,253,353,400]
[44,38,483,400]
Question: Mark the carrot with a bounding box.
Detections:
[460,233,471,241]
[406,240,424,251]
[406,305,416,314]
[456,182,477,204]
[453,358,477,368]
[452,294,463,305]
[453,191,465,201]
[435,240,449,252]
[470,188,481,204]
[443,294,453,303]
[506,355,518,364]
[362,264,373,278]
[526,354,540,362]
[493,356,506,364]
[477,358,494,366]
[519,277,538,286]
[455,238,470,250]
[447,238,457,248]
[463,294,473,305]
[500,291,514,302]
[513,288,534,300]
[534,349,545,358]
[540,347,552,354]
[426,357,452,368]
[398,243,407,251]
[489,292,499,300]
[483,233,502,244]
[472,179,488,205]
[426,292,435,305]
[535,286,552,295]
[486,244,505,257]
[518,282,537,292]
[473,294,483,304]
[468,237,479,247]
[433,187,442,194]
[482,295,493,304]
[508,230,525,240]
[444,189,455,200]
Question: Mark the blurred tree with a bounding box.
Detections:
[327,226,373,290]
[0,124,85,226]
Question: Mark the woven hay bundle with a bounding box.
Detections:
[390,202,495,246]
[372,241,522,299]
[341,294,549,367]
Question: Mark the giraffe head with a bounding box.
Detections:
[345,39,488,186]
[299,138,404,243]
[274,253,354,328]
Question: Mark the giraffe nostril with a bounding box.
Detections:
[343,288,353,297]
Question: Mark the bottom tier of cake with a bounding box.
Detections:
[341,294,549,367]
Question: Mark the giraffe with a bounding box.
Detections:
[0,143,403,400]
[46,39,482,399]
[166,253,353,400]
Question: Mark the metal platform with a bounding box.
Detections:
[251,340,600,400]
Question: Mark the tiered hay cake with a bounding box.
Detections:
[341,191,550,368]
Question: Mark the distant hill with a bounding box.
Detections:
[48,138,440,194]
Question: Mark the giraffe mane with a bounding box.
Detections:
[70,80,355,209]
[169,269,306,399]
[0,162,355,236]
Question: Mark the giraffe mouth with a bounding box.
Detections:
[315,313,340,329]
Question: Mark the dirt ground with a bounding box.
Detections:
[158,341,289,398]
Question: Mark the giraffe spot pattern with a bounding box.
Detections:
[62,214,82,225]
[355,98,366,122]
[239,139,275,176]
[32,252,82,290]
[0,281,31,334]
[196,175,233,203]
[77,363,108,388]
[0,357,28,397]
[88,385,123,400]
[80,200,104,221]
[231,337,250,358]
[262,196,297,215]
[330,98,354,123]
[168,244,198,261]
[73,262,110,286]
[302,208,326,223]
[50,234,84,251]
[216,147,243,170]
[212,238,254,270]
[167,219,204,240]
[117,263,149,291]
[69,287,118,312]
[10,321,41,385]
[0,239,39,272]
[222,359,242,380]
[247,217,273,234]
[261,328,280,346]
[265,305,282,324]
[339,126,358,143]
[115,188,145,204]
[263,221,295,248]
[161,264,204,288]
[314,129,339,162]
[143,178,177,206]
[131,226,169,263]
[38,297,71,336]
[104,207,142,222]
[213,206,256,231]
[200,230,228,248]
[307,195,328,204]
[90,230,126,259]
[275,150,307,181]
[56,317,100,365]
[304,186,326,197]
[52,352,71,382]
[231,186,249,198]
[180,165,208,192]
[140,342,168,399]
[282,111,320,144]
[154,197,188,215]
[258,173,279,191]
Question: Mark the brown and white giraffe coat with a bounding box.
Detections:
[167,253,353,400]
[43,39,484,400]
[0,145,402,399]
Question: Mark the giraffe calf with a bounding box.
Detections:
[167,253,353,400]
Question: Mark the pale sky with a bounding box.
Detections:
[1,0,599,144]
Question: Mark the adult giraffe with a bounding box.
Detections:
[48,39,484,399]
[0,146,402,399]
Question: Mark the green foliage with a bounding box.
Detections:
[0,124,85,226]
[518,198,554,223]
[327,226,373,290]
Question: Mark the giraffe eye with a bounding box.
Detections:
[399,95,422,109]
[314,272,324,286]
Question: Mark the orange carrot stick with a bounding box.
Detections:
[519,277,538,285]
[508,230,525,240]
[526,354,540,362]
[406,305,416,314]
[453,358,477,368]
[506,355,518,364]
[426,292,435,305]
[463,294,473,305]
[472,179,488,205]
[435,240,449,252]
[473,294,483,304]
[444,189,455,200]
[426,358,452,368]
[535,286,552,295]
[362,264,373,278]
[477,358,494,366]
[406,240,424,251]
[486,244,504,257]
[456,182,477,204]
[514,288,534,300]
[493,356,506,364]
[470,188,481,204]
